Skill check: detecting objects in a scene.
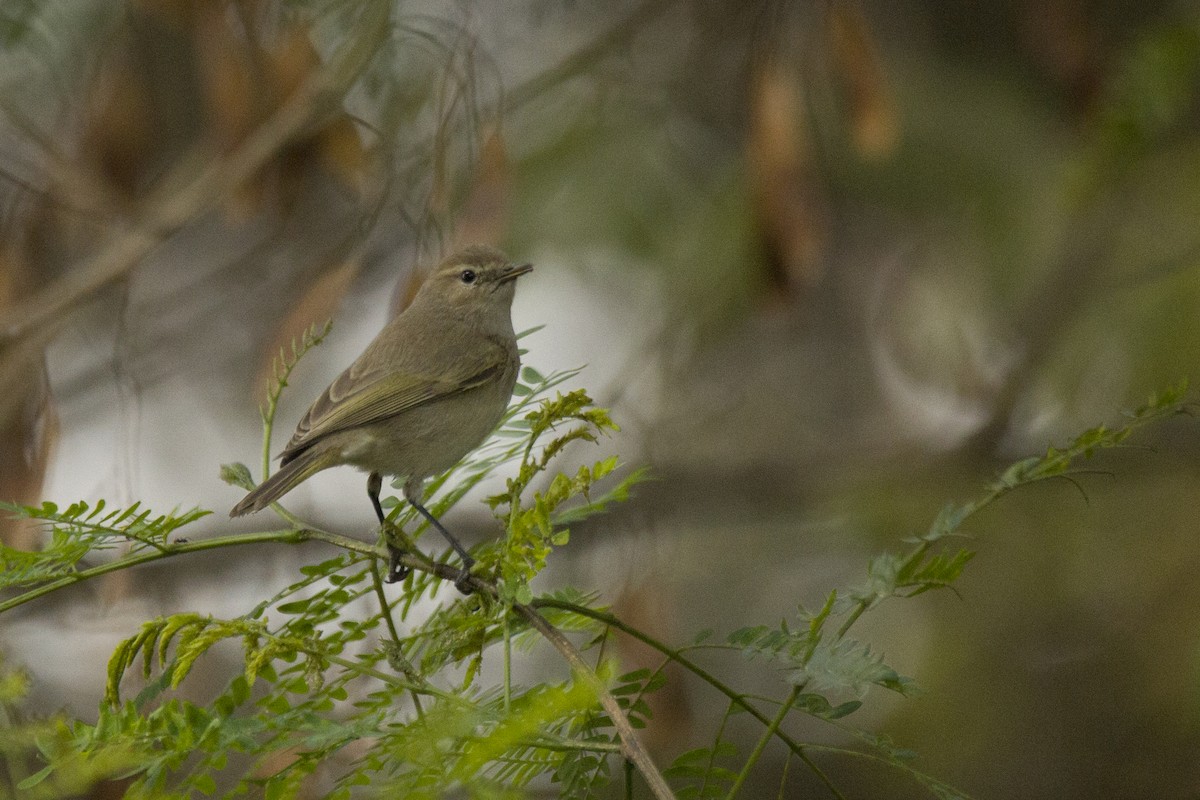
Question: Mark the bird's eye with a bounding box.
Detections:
[459,269,477,284]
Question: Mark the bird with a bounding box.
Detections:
[231,244,532,589]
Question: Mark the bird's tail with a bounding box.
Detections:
[230,447,340,517]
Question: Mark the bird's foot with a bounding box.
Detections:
[453,556,477,595]
[385,543,410,583]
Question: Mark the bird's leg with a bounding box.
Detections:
[368,472,409,583]
[406,494,476,594]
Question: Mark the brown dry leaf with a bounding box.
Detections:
[268,25,369,206]
[747,61,828,294]
[269,23,321,102]
[0,359,56,551]
[610,582,693,755]
[828,0,899,160]
[270,24,370,192]
[389,256,429,320]
[1019,0,1101,107]
[77,56,154,201]
[196,6,258,153]
[131,0,202,26]
[453,126,512,249]
[0,249,58,551]
[254,259,361,404]
[389,127,513,318]
[317,115,369,193]
[194,17,337,218]
[194,5,273,217]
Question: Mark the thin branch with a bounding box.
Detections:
[1,520,675,799]
[535,598,846,800]
[403,562,675,800]
[368,558,426,717]
[798,744,977,800]
[513,602,676,800]
[0,526,377,615]
[724,685,800,800]
[503,0,678,113]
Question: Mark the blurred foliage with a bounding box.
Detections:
[0,353,1188,797]
[0,1,1199,798]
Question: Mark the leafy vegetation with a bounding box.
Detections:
[0,317,1189,798]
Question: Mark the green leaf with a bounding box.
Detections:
[791,638,914,697]
[220,462,255,490]
[16,764,54,790]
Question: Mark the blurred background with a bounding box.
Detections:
[1,0,1200,797]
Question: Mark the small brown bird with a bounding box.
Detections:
[231,245,532,587]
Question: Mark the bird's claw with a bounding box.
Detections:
[385,544,410,583]
[453,568,473,595]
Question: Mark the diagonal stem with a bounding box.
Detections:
[512,602,676,800]
[724,685,800,800]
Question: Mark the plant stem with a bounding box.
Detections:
[724,685,800,800]
[530,735,622,755]
[535,598,845,800]
[798,743,966,797]
[512,603,676,800]
[775,751,793,800]
[0,527,380,615]
[697,700,735,797]
[261,404,275,484]
[834,602,869,641]
[5,520,672,798]
[368,559,425,717]
[319,652,464,707]
[503,608,513,713]
[505,0,678,113]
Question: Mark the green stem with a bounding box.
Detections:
[0,527,381,615]
[368,559,425,717]
[267,500,311,529]
[724,685,800,800]
[503,608,513,713]
[319,652,464,707]
[513,603,676,800]
[798,743,971,799]
[259,322,333,482]
[529,734,623,755]
[697,700,736,797]
[369,560,404,645]
[261,405,275,484]
[834,602,869,641]
[4,516,670,798]
[535,599,845,800]
[775,751,793,800]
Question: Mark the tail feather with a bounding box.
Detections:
[230,447,340,517]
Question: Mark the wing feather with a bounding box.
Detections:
[280,347,507,461]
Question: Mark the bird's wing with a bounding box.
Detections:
[280,344,508,460]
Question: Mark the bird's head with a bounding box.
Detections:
[419,245,533,314]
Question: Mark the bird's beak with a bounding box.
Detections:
[499,262,534,283]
